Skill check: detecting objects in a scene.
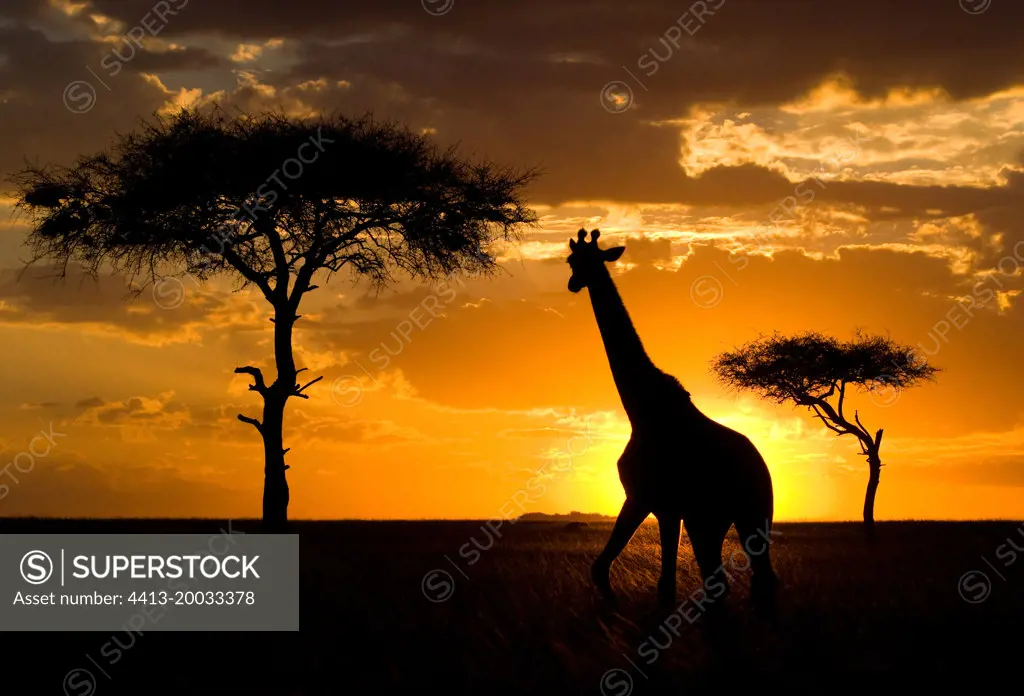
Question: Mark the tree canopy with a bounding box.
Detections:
[712,330,939,407]
[13,108,538,296]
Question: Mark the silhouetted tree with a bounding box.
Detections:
[12,108,537,529]
[711,331,939,540]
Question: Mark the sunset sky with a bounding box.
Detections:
[1,0,1023,520]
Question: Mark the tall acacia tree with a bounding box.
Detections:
[13,108,536,528]
[712,331,939,540]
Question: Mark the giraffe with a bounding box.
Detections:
[566,229,778,606]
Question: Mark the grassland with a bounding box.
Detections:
[1,518,1021,694]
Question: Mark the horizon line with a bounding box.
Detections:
[1,516,1022,523]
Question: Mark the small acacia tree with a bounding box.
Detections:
[712,331,939,540]
[13,108,536,529]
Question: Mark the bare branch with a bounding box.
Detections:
[288,245,323,310]
[293,375,324,399]
[234,366,268,396]
[255,216,290,297]
[854,410,870,440]
[222,246,274,300]
[809,403,850,437]
[237,414,263,433]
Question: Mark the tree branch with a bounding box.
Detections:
[293,375,324,399]
[287,217,399,309]
[854,410,870,441]
[255,216,290,298]
[234,366,268,396]
[286,209,327,310]
[288,248,321,310]
[237,414,263,433]
[872,429,885,464]
[809,403,851,437]
[222,245,274,300]
[813,396,873,451]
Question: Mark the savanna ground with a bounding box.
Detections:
[1,519,1021,694]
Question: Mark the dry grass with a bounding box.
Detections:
[1,518,1021,694]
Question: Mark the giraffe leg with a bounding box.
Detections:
[735,515,779,608]
[685,518,732,617]
[732,443,779,608]
[655,514,680,605]
[592,497,649,602]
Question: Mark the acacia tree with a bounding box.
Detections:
[13,108,536,529]
[711,331,939,540]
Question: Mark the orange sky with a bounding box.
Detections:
[1,0,1023,520]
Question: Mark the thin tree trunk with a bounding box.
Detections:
[261,307,297,532]
[261,392,289,530]
[863,453,881,541]
[238,301,314,531]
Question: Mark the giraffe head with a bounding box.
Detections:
[566,228,625,293]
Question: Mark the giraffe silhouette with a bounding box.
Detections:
[567,229,778,607]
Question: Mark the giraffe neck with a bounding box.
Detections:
[585,266,661,422]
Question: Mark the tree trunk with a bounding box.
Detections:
[261,392,289,531]
[261,308,297,532]
[863,453,881,542]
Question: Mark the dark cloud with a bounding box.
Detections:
[18,401,60,409]
[75,1,1024,201]
[0,454,254,517]
[5,0,1024,210]
[82,0,1024,108]
[817,174,1023,220]
[620,235,674,265]
[0,32,177,220]
[127,45,224,73]
[0,264,263,343]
